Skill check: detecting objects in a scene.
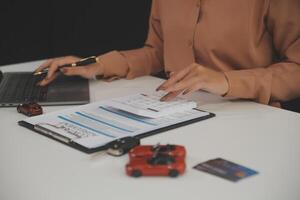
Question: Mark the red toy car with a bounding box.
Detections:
[129,144,186,160]
[126,154,186,177]
[17,102,43,116]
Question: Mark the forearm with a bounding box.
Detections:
[98,46,163,80]
[120,46,164,79]
[224,62,300,104]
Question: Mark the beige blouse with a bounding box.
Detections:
[98,0,300,105]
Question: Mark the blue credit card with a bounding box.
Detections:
[193,158,258,182]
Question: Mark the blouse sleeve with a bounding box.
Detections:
[224,0,300,104]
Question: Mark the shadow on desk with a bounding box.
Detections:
[154,71,168,80]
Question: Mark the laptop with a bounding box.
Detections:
[0,71,90,107]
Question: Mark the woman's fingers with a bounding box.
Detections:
[61,62,104,78]
[156,67,191,91]
[36,56,82,86]
[46,61,60,79]
[160,90,183,101]
[35,59,54,73]
[61,66,93,78]
[46,57,79,79]
[35,56,80,74]
[160,76,201,101]
[157,63,229,98]
[182,83,203,96]
[38,66,94,86]
[164,73,199,92]
[38,72,59,86]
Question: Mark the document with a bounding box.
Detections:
[23,98,210,149]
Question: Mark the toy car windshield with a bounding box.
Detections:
[152,144,176,152]
[147,155,175,165]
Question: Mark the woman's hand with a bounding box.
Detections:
[156,63,229,101]
[35,56,104,86]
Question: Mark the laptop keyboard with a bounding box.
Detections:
[0,72,48,103]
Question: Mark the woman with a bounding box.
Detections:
[36,0,300,106]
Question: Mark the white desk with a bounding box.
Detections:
[1,61,300,200]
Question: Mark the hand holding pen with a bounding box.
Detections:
[35,56,104,86]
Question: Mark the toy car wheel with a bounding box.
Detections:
[131,170,142,177]
[17,107,21,113]
[168,169,179,177]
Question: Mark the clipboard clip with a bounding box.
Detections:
[106,137,140,157]
[34,124,71,144]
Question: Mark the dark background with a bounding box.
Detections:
[0,0,152,66]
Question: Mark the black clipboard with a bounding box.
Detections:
[18,109,215,154]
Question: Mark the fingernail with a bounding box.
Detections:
[160,96,166,101]
[183,90,189,95]
[161,95,171,102]
[156,86,163,91]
